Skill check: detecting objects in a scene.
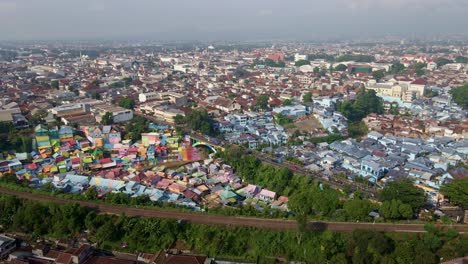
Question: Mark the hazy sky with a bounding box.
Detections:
[0,0,467,40]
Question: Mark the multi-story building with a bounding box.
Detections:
[92,104,133,123]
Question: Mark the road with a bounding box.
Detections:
[1,187,466,234]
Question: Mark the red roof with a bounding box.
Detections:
[411,79,427,85]
[99,158,112,164]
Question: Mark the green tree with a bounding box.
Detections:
[122,77,133,86]
[100,112,114,125]
[450,84,468,109]
[414,62,427,76]
[435,58,454,67]
[274,113,292,126]
[91,92,102,100]
[295,60,310,67]
[380,199,413,220]
[348,121,368,138]
[440,178,468,209]
[255,95,269,110]
[118,98,136,110]
[334,64,348,71]
[455,56,468,64]
[372,70,385,81]
[125,116,150,141]
[184,109,216,136]
[0,173,18,183]
[380,179,425,211]
[390,62,405,74]
[51,80,59,90]
[174,114,185,125]
[283,99,292,106]
[303,92,313,103]
[336,87,383,123]
[343,198,375,221]
[313,67,320,74]
[84,186,99,200]
[29,109,48,126]
[336,54,374,63]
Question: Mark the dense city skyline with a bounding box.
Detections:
[0,0,467,41]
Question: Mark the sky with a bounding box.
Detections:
[0,0,467,41]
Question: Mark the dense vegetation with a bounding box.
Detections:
[335,87,383,138]
[294,59,310,67]
[216,147,430,224]
[124,116,150,141]
[336,54,375,63]
[254,94,270,111]
[435,58,454,67]
[118,97,136,110]
[455,56,468,64]
[274,113,293,126]
[390,62,406,74]
[175,109,217,136]
[335,87,384,122]
[334,64,348,71]
[0,194,466,263]
[440,178,468,209]
[303,92,313,103]
[216,146,302,196]
[0,124,33,153]
[450,84,468,109]
[253,59,285,68]
[100,112,114,125]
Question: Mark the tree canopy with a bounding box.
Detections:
[390,62,405,74]
[455,56,468,64]
[51,80,59,90]
[440,178,468,209]
[1,193,466,263]
[274,113,292,126]
[336,54,374,63]
[303,92,313,103]
[118,98,136,110]
[334,64,348,72]
[124,116,149,141]
[372,70,385,81]
[295,60,310,67]
[435,58,454,67]
[100,112,114,125]
[255,94,269,111]
[335,87,384,122]
[379,179,425,211]
[183,109,216,136]
[450,84,468,109]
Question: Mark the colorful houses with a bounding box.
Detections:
[34,125,52,158]
[6,123,288,213]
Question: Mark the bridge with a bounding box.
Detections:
[186,134,225,153]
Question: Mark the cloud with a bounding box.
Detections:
[344,0,468,10]
[88,2,105,12]
[257,9,273,16]
[0,1,17,14]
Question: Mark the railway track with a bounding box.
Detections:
[1,187,466,234]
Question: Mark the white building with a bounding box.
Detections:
[139,92,159,102]
[427,62,437,71]
[294,53,308,62]
[93,104,133,123]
